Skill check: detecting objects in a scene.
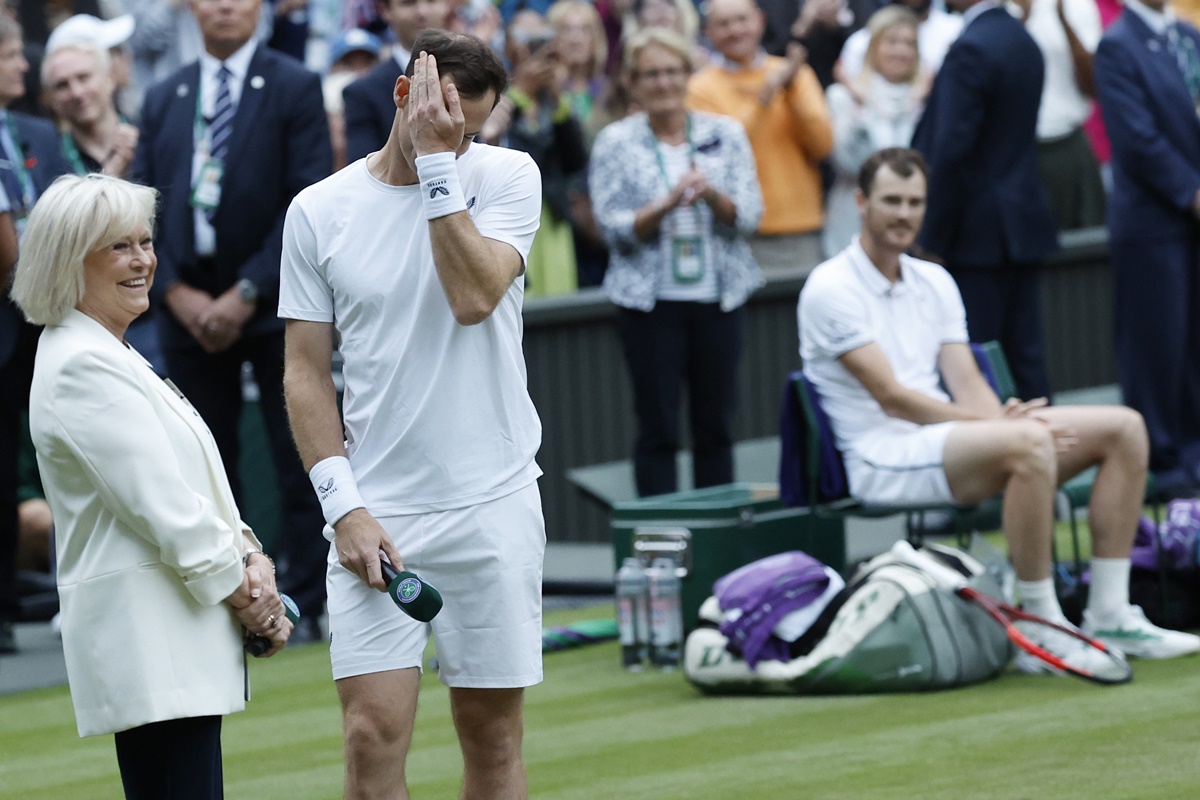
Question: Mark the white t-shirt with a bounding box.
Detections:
[837,10,963,80]
[1027,0,1102,139]
[797,239,969,457]
[279,145,544,516]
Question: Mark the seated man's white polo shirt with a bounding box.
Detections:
[797,238,970,481]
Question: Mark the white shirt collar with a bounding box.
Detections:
[1124,0,1175,35]
[393,44,413,71]
[962,0,1002,29]
[200,38,258,85]
[713,50,768,72]
[848,237,910,296]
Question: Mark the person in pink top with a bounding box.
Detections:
[1082,0,1123,181]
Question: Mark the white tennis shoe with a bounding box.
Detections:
[1082,605,1200,660]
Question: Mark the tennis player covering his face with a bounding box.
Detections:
[279,29,544,800]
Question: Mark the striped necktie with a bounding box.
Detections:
[206,65,234,221]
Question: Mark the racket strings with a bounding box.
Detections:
[1012,619,1132,684]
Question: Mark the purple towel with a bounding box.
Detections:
[778,371,849,507]
[1131,499,1200,572]
[715,551,832,669]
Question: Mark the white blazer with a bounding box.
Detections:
[29,310,262,737]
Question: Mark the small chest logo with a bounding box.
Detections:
[396,577,422,603]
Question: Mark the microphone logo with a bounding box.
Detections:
[396,577,422,604]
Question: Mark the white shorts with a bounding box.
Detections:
[326,481,546,688]
[844,421,958,506]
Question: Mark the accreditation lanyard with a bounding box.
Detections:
[190,83,225,212]
[61,131,90,175]
[1,113,36,221]
[652,116,706,285]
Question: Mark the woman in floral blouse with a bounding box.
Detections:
[589,27,764,498]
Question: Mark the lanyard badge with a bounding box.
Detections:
[654,116,706,284]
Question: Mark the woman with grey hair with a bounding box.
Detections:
[10,173,290,800]
[589,28,763,497]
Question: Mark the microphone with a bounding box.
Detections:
[245,593,301,656]
[380,560,443,622]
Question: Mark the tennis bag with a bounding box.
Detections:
[684,542,1014,694]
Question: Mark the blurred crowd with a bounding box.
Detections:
[0,0,1135,297]
[3,0,1198,653]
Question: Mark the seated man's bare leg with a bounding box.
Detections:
[450,687,527,800]
[943,419,1058,581]
[338,667,421,800]
[1038,405,1148,558]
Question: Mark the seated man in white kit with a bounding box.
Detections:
[797,146,1200,665]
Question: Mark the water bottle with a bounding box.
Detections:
[615,557,648,670]
[647,557,682,669]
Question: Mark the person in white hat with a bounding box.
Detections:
[46,13,137,120]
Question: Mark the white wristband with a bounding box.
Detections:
[415,152,467,220]
[309,456,366,527]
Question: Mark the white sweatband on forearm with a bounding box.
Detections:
[309,456,367,527]
[415,152,467,220]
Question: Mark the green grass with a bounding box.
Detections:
[3,596,1200,800]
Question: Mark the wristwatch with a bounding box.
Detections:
[236,278,259,307]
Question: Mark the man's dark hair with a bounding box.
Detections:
[858,147,929,197]
[404,29,508,104]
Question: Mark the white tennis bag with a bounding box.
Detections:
[684,541,1014,694]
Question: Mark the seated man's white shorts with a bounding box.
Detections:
[844,421,958,506]
[326,481,546,688]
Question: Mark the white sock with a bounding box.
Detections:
[1086,557,1131,621]
[1017,578,1065,623]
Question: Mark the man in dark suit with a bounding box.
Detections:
[911,0,1059,402]
[1095,0,1200,495]
[0,13,72,653]
[342,0,448,163]
[132,0,332,642]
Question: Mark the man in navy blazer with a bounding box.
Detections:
[911,0,1059,402]
[132,0,332,643]
[342,0,448,163]
[1095,0,1200,494]
[0,14,74,653]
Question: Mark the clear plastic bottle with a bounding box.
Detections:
[648,557,682,669]
[615,557,648,670]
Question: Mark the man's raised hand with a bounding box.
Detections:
[408,52,466,157]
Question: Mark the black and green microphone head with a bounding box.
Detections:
[381,561,443,622]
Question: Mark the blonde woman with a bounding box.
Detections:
[11,173,290,799]
[823,6,927,256]
[590,28,763,496]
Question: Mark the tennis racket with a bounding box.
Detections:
[891,542,1132,685]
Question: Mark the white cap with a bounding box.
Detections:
[45,14,136,55]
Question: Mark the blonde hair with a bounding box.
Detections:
[547,0,608,80]
[627,0,699,45]
[862,6,921,86]
[41,40,113,90]
[622,26,694,80]
[10,174,157,326]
